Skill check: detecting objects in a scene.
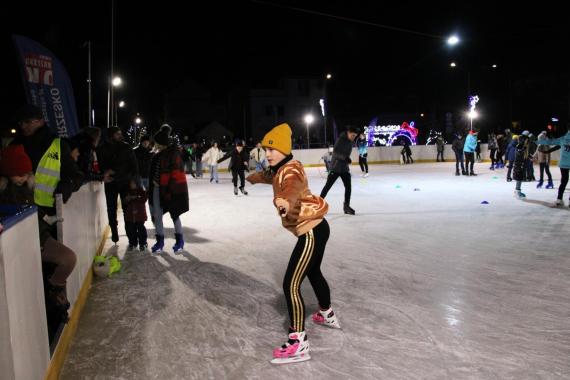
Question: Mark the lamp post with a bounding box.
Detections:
[323,73,332,146]
[304,114,314,149]
[134,116,142,145]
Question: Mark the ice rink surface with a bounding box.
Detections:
[61,163,570,380]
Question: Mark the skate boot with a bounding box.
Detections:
[240,187,248,196]
[234,186,238,196]
[506,177,512,182]
[127,244,136,251]
[173,233,184,254]
[489,164,495,170]
[455,170,460,176]
[139,243,148,252]
[151,235,164,253]
[545,180,554,189]
[343,202,355,215]
[550,199,564,208]
[536,180,543,189]
[363,173,369,178]
[312,307,341,329]
[271,331,310,364]
[462,170,468,176]
[514,190,526,200]
[469,171,477,176]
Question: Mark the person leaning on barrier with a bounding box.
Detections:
[10,104,83,314]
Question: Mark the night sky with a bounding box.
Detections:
[2,1,569,136]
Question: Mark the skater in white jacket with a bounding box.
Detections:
[202,142,223,183]
[250,142,267,172]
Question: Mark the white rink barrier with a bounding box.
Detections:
[0,206,50,380]
[217,143,559,168]
[0,182,108,380]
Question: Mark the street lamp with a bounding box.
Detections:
[447,35,460,46]
[467,110,478,131]
[112,76,122,87]
[304,114,314,149]
[450,62,457,68]
[119,100,125,108]
[326,73,332,79]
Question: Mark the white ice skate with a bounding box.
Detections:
[550,199,564,208]
[311,307,341,329]
[364,173,369,178]
[514,190,526,200]
[270,331,311,364]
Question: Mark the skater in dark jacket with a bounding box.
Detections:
[513,132,530,199]
[148,125,189,253]
[218,141,249,195]
[505,135,519,182]
[320,126,359,214]
[124,179,148,251]
[134,135,153,189]
[452,134,466,175]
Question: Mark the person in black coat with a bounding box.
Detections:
[98,126,139,243]
[133,135,153,189]
[320,126,359,214]
[452,134,466,175]
[218,141,249,195]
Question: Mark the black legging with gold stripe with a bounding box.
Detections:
[283,219,331,332]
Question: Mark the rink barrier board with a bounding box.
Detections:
[43,225,109,380]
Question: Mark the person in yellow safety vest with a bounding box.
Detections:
[11,104,84,317]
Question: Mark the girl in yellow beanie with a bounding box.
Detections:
[247,123,341,364]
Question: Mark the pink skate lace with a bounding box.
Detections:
[312,312,325,324]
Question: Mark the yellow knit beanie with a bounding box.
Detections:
[261,123,292,155]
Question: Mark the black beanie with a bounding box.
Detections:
[154,124,172,145]
[15,104,44,122]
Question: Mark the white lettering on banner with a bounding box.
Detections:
[24,54,53,85]
[50,88,68,137]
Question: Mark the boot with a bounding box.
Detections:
[462,170,467,176]
[240,187,248,196]
[536,180,544,189]
[343,202,355,215]
[455,170,460,176]
[234,186,238,195]
[489,164,495,170]
[545,180,554,189]
[469,171,477,176]
[152,235,164,253]
[172,233,184,253]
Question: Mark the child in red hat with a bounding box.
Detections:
[0,145,34,205]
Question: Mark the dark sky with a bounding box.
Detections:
[2,1,569,133]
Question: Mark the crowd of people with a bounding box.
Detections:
[1,103,569,363]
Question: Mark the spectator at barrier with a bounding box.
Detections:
[0,145,34,206]
[98,126,139,243]
[74,127,113,183]
[134,135,153,189]
[10,104,82,317]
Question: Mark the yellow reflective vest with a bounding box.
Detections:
[34,138,61,207]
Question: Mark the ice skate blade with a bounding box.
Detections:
[270,354,311,365]
[314,320,342,329]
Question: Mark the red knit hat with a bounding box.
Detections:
[0,145,33,177]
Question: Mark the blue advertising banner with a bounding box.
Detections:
[12,35,80,137]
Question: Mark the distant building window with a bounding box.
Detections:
[278,106,285,116]
[297,80,310,96]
